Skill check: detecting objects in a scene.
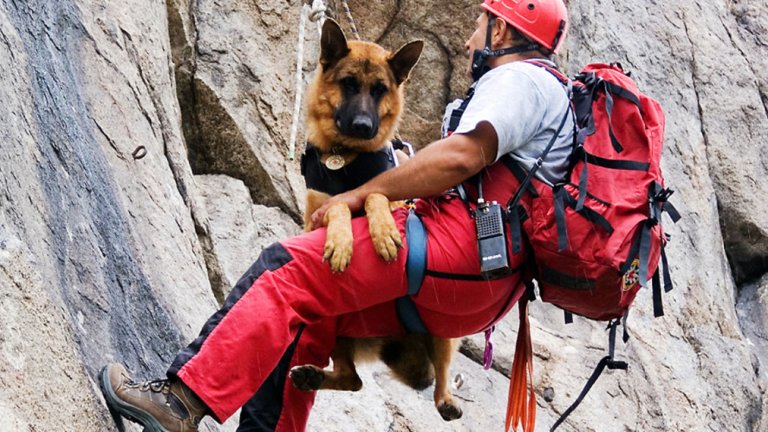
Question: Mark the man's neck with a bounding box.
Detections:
[487,50,547,69]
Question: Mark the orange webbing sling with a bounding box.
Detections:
[505,298,536,432]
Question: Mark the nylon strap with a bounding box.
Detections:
[554,186,615,252]
[424,263,525,281]
[620,227,643,274]
[652,268,664,317]
[622,310,631,343]
[510,205,523,254]
[501,155,539,197]
[396,210,429,334]
[661,246,674,293]
[664,201,682,223]
[600,80,642,154]
[575,149,588,211]
[553,187,569,251]
[506,97,572,211]
[550,320,628,431]
[638,221,652,285]
[577,147,650,171]
[603,85,624,153]
[603,81,642,110]
[447,86,475,134]
[539,264,596,291]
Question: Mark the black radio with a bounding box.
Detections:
[475,201,511,280]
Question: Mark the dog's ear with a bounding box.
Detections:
[388,40,424,85]
[320,19,350,70]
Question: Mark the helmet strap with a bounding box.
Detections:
[471,14,541,81]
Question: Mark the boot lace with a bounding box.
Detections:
[129,378,171,394]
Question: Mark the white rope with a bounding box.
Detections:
[288,0,326,160]
[309,0,326,30]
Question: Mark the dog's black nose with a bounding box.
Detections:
[351,115,376,139]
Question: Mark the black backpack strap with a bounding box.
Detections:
[509,204,524,255]
[652,268,664,317]
[553,186,614,252]
[506,89,573,211]
[573,146,651,171]
[575,72,642,155]
[564,310,574,324]
[446,85,476,135]
[652,243,675,318]
[500,155,539,198]
[661,243,673,293]
[550,320,628,431]
[553,187,570,251]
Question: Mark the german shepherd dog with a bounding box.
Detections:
[290,20,462,421]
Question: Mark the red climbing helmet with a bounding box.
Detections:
[481,0,568,53]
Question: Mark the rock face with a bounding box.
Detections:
[0,0,765,431]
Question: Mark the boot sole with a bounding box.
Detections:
[99,366,170,432]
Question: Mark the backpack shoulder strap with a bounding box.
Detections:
[522,59,569,86]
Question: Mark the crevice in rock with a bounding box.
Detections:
[681,17,709,176]
[419,28,454,105]
[165,0,228,305]
[720,13,768,144]
[722,217,768,285]
[384,401,417,432]
[681,14,766,286]
[373,0,402,45]
[683,12,768,285]
[185,77,294,217]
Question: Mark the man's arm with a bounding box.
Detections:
[311,121,499,227]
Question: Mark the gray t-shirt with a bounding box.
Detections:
[450,60,574,185]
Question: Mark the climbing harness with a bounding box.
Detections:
[300,143,397,197]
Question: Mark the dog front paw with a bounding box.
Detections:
[324,230,353,272]
[365,193,403,262]
[290,365,326,391]
[324,203,353,272]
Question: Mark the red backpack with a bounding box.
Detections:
[504,62,681,431]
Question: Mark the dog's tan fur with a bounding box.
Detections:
[290,20,462,421]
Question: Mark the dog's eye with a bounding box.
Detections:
[371,82,388,98]
[339,76,360,93]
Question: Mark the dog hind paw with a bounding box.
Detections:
[437,401,463,421]
[289,365,326,391]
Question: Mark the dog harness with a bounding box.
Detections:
[300,143,396,196]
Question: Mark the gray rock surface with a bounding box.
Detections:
[0,0,766,431]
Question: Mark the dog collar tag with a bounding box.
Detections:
[325,154,346,170]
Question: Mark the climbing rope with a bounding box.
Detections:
[289,1,327,160]
[339,0,360,40]
[289,0,361,159]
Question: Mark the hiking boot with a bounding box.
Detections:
[100,363,208,432]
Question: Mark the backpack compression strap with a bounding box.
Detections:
[550,319,629,431]
[632,182,680,317]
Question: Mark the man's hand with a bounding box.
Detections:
[311,189,366,229]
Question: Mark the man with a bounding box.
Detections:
[100,0,572,430]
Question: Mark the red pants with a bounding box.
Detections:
[167,196,528,429]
